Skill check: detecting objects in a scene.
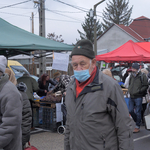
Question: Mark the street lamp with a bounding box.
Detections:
[94,0,105,56]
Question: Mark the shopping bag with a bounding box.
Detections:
[24,142,38,150]
[144,103,150,130]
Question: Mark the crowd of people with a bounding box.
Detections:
[0,55,71,150]
[1,39,150,150]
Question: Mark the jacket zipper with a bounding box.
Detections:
[81,103,84,121]
[102,136,105,149]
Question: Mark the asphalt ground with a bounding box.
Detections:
[29,119,150,150]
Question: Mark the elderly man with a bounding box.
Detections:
[0,55,22,150]
[128,63,148,133]
[64,39,133,150]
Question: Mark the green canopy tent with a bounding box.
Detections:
[0,18,74,57]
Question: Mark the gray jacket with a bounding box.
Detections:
[0,74,22,150]
[64,69,133,150]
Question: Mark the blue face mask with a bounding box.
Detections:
[74,69,90,82]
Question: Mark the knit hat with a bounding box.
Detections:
[53,72,61,79]
[71,39,95,59]
[132,63,140,70]
[0,55,7,73]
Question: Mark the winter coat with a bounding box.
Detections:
[17,83,32,147]
[17,74,39,102]
[0,74,22,150]
[37,79,56,96]
[128,71,148,98]
[53,75,71,94]
[64,69,133,150]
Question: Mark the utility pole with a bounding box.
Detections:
[32,12,34,34]
[94,0,105,56]
[38,0,46,76]
[31,12,35,75]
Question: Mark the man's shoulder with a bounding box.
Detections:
[3,80,21,95]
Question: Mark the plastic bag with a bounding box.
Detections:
[24,142,38,150]
[144,103,150,130]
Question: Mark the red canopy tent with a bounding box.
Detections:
[96,40,150,63]
[136,42,150,52]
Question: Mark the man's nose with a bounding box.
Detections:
[76,64,82,71]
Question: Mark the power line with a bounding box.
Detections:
[46,10,84,14]
[0,0,32,9]
[0,11,81,23]
[0,11,31,18]
[3,6,35,10]
[46,8,83,22]
[4,6,84,13]
[53,0,89,12]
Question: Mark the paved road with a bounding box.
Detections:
[30,122,150,150]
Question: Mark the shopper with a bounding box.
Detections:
[128,63,148,133]
[64,39,133,150]
[0,55,22,150]
[5,68,17,85]
[5,68,32,149]
[140,68,149,126]
[17,82,32,149]
[37,73,56,96]
[102,68,113,78]
[17,72,39,129]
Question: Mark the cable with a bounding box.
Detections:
[0,12,81,23]
[0,0,32,9]
[46,10,84,14]
[46,8,83,22]
[0,11,31,18]
[53,0,88,12]
[2,6,35,10]
[5,7,84,13]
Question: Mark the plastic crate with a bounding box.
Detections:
[42,107,57,131]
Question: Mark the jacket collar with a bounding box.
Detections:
[70,67,104,97]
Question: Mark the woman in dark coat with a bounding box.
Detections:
[37,73,56,96]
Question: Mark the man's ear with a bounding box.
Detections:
[92,58,97,66]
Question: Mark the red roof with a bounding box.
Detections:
[129,16,150,39]
[96,40,150,63]
[117,24,145,42]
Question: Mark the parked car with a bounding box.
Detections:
[7,60,39,81]
[110,63,129,82]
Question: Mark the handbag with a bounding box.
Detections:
[144,103,150,130]
[24,142,38,150]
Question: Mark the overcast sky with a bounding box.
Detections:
[0,0,150,45]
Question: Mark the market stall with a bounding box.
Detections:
[96,40,150,63]
[96,40,150,109]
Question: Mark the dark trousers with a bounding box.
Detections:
[129,97,142,127]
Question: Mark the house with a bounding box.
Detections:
[97,16,150,54]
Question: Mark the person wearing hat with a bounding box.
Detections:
[17,72,39,129]
[0,56,22,150]
[64,39,133,150]
[128,63,148,133]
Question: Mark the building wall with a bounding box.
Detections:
[97,25,139,53]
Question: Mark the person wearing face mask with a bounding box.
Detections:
[128,63,148,133]
[64,39,133,150]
